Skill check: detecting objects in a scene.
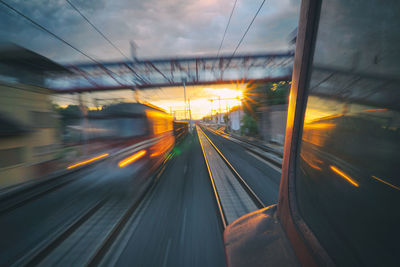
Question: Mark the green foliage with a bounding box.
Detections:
[265,81,291,105]
[241,114,258,136]
[223,113,229,124]
[241,81,290,122]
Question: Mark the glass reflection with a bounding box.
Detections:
[296,0,400,266]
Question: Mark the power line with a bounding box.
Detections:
[216,0,238,57]
[65,0,147,86]
[0,0,129,84]
[231,0,266,57]
[0,0,99,64]
[65,0,130,61]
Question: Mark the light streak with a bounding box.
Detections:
[67,153,109,169]
[118,150,147,168]
[372,175,400,191]
[300,154,322,170]
[330,165,359,187]
[362,108,388,113]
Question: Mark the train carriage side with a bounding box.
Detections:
[145,109,175,163]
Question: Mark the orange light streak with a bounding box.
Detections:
[362,108,388,113]
[330,165,359,187]
[67,153,109,169]
[118,150,147,168]
[150,151,162,157]
[300,154,322,171]
[372,175,400,191]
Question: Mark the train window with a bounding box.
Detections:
[85,118,148,139]
[115,118,147,137]
[295,0,399,266]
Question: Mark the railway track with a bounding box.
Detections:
[0,137,165,217]
[197,125,265,229]
[9,154,173,267]
[205,125,283,169]
[0,165,98,216]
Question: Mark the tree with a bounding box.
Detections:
[241,114,258,136]
[265,81,290,105]
[223,113,229,124]
[240,81,290,137]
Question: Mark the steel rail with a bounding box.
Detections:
[205,126,283,168]
[196,125,228,230]
[198,126,265,209]
[0,164,98,216]
[22,198,108,266]
[16,149,173,266]
[86,152,173,266]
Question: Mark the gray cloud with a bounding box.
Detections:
[0,0,300,63]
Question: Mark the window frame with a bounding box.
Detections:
[277,0,334,266]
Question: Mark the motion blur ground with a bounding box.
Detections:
[104,131,226,267]
[1,0,400,266]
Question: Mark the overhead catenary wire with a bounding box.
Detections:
[65,0,148,85]
[216,0,238,57]
[65,0,130,61]
[0,0,130,84]
[231,0,266,57]
[0,0,99,65]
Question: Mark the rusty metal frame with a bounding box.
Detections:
[277,0,334,266]
[49,52,294,92]
[52,75,291,94]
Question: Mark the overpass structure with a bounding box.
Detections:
[48,51,294,93]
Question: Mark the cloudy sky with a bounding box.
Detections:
[1,0,300,119]
[0,0,300,63]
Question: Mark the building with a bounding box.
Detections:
[228,106,243,133]
[0,44,69,188]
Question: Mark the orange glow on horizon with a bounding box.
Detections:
[205,87,243,100]
[118,150,147,167]
[67,153,109,169]
[330,165,359,187]
[146,83,246,119]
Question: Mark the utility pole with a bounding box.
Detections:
[188,98,192,131]
[182,78,187,120]
[218,96,221,124]
[78,93,88,155]
[208,99,214,123]
[189,99,192,120]
[133,89,140,103]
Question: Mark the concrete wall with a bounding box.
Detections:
[258,104,288,145]
[229,109,243,131]
[0,82,60,188]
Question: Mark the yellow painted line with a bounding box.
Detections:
[372,175,400,191]
[330,165,359,187]
[67,153,109,169]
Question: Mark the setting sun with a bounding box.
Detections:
[145,84,246,120]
